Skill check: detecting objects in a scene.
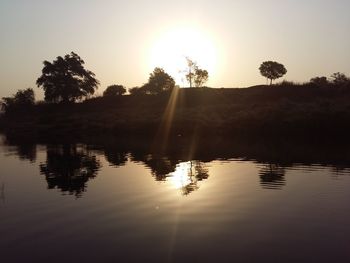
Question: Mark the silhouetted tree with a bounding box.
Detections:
[185,58,209,88]
[310,76,329,87]
[36,52,99,103]
[330,72,349,85]
[129,86,143,96]
[194,68,209,88]
[1,88,35,113]
[103,85,126,97]
[140,67,175,95]
[259,61,287,85]
[186,58,196,88]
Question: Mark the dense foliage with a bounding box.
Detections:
[259,61,287,85]
[103,85,126,97]
[36,52,99,103]
[131,67,176,95]
[1,88,35,113]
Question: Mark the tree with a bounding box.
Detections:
[185,58,209,88]
[140,67,175,95]
[186,58,196,88]
[36,52,99,103]
[129,86,143,96]
[310,76,329,87]
[259,61,287,85]
[330,72,349,85]
[194,68,209,88]
[1,88,35,113]
[103,85,126,97]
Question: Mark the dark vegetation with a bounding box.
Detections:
[1,52,350,141]
[1,88,35,113]
[129,67,176,95]
[185,57,209,88]
[36,52,99,103]
[2,82,350,140]
[259,61,287,85]
[103,84,126,97]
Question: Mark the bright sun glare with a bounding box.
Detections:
[148,26,218,86]
[169,161,193,190]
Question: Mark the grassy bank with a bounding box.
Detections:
[1,84,350,140]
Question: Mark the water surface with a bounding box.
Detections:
[1,135,350,262]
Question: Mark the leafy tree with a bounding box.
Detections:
[330,72,349,85]
[36,52,99,103]
[129,86,143,96]
[259,61,287,85]
[185,58,209,88]
[140,67,175,95]
[310,76,329,87]
[1,88,35,113]
[103,84,126,97]
[194,68,209,88]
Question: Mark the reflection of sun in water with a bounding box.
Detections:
[169,161,193,190]
[148,26,218,86]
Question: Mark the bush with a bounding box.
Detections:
[1,88,35,113]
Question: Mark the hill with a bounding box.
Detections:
[1,84,350,140]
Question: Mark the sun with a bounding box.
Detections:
[148,26,218,86]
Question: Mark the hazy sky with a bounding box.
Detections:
[1,0,349,99]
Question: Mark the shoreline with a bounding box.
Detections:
[1,85,350,141]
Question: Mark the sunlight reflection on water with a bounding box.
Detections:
[1,138,350,262]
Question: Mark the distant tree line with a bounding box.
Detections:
[310,72,350,88]
[1,52,350,115]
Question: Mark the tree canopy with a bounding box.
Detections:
[103,85,126,97]
[1,88,35,113]
[185,58,209,88]
[36,52,99,103]
[331,72,349,85]
[137,67,176,95]
[310,76,329,87]
[259,61,287,85]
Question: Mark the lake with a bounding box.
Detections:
[1,134,350,262]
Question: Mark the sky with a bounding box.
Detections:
[1,0,349,99]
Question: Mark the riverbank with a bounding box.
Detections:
[1,84,350,140]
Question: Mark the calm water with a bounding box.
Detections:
[1,135,350,263]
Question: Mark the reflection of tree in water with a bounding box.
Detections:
[259,163,286,190]
[130,153,209,195]
[15,144,37,162]
[131,154,178,181]
[167,161,209,195]
[40,145,100,197]
[3,141,37,162]
[104,150,128,167]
